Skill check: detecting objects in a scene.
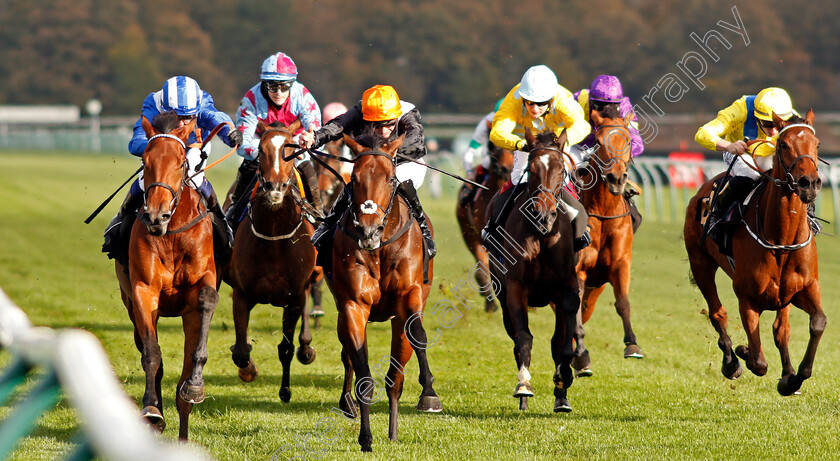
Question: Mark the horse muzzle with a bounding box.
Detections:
[796,174,821,204]
[262,181,290,207]
[605,171,628,196]
[140,211,171,236]
[356,223,384,251]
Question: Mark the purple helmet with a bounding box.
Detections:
[589,75,624,103]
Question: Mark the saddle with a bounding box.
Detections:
[698,176,766,256]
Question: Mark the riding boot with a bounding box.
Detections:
[311,187,350,251]
[807,202,822,235]
[713,176,755,218]
[626,197,642,233]
[102,180,143,255]
[199,180,234,252]
[557,187,591,252]
[225,159,259,230]
[296,159,325,219]
[398,180,436,259]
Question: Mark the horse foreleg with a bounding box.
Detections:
[179,285,217,406]
[132,288,166,432]
[277,306,302,403]
[736,301,768,376]
[552,284,580,413]
[337,304,373,452]
[506,283,534,400]
[230,289,258,382]
[779,287,826,396]
[772,307,795,380]
[571,302,592,377]
[296,293,317,366]
[610,263,642,359]
[403,305,442,414]
[382,318,414,442]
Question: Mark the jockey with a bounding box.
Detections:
[299,84,436,259]
[459,98,504,206]
[694,87,799,221]
[484,65,591,252]
[573,74,644,231]
[102,75,241,256]
[226,52,323,227]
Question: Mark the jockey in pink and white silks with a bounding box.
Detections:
[225,51,323,226]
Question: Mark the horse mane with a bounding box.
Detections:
[784,114,806,125]
[152,110,181,134]
[534,131,559,149]
[355,124,387,150]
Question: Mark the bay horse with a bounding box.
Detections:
[572,110,642,376]
[328,133,440,452]
[115,113,217,440]
[488,129,580,413]
[222,120,318,402]
[456,144,514,312]
[684,110,824,395]
[309,138,348,327]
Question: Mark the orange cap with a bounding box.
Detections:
[361,85,402,121]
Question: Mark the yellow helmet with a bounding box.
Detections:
[361,85,402,121]
[754,87,794,121]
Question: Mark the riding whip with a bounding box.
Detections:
[84,166,143,224]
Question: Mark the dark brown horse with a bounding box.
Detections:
[308,138,348,327]
[456,144,514,312]
[115,114,217,440]
[572,111,642,376]
[223,120,318,402]
[327,134,440,452]
[487,129,580,413]
[684,110,824,395]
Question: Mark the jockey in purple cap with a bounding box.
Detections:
[572,75,645,230]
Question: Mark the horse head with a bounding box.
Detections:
[488,143,514,180]
[256,119,301,207]
[140,112,194,236]
[772,109,821,204]
[588,110,633,196]
[524,128,569,233]
[344,133,405,250]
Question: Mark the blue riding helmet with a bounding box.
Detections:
[161,76,203,117]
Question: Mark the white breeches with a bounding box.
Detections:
[138,146,206,191]
[723,152,773,180]
[396,158,427,188]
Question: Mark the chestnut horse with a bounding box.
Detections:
[456,144,514,312]
[223,120,318,402]
[684,110,824,395]
[309,138,348,327]
[115,114,218,440]
[488,129,580,413]
[327,134,440,452]
[572,110,642,376]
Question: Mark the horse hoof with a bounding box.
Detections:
[140,406,166,432]
[572,351,591,371]
[722,360,743,380]
[513,382,534,397]
[230,343,253,369]
[279,387,292,403]
[416,395,442,412]
[179,382,205,404]
[624,344,644,359]
[777,375,802,396]
[484,299,498,313]
[575,367,593,378]
[237,359,258,382]
[296,346,317,365]
[553,397,572,413]
[734,345,749,361]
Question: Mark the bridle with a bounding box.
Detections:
[772,123,818,191]
[588,123,633,179]
[142,134,188,215]
[347,150,400,227]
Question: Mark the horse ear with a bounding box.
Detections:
[557,129,568,150]
[590,110,604,128]
[805,108,814,125]
[173,118,197,142]
[524,128,536,148]
[141,115,156,138]
[344,134,365,155]
[383,134,405,158]
[772,112,785,128]
[623,111,634,127]
[287,119,302,134]
[256,120,267,136]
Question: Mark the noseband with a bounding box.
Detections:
[348,151,400,226]
[143,134,188,213]
[590,124,633,177]
[773,123,818,191]
[257,128,297,192]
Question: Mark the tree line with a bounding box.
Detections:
[0,0,835,118]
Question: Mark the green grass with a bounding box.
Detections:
[2,151,840,460]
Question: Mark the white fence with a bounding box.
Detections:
[0,288,210,461]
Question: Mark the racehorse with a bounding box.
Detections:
[684,110,824,395]
[328,133,441,452]
[488,129,580,413]
[456,144,514,312]
[572,110,642,376]
[222,120,318,402]
[309,138,348,328]
[115,113,218,440]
